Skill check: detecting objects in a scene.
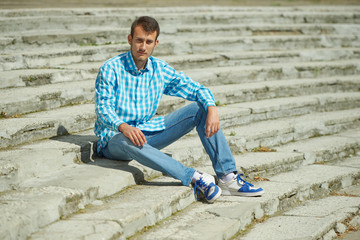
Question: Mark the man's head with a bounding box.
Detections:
[130,16,160,40]
[128,16,160,70]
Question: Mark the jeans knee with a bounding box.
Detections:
[187,102,200,113]
[105,134,134,161]
[197,102,207,114]
[193,102,207,124]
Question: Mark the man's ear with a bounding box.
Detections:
[128,34,132,45]
[155,39,159,47]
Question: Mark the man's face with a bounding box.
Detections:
[128,25,159,68]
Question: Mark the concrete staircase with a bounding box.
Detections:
[1,5,360,240]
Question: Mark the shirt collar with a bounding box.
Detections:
[125,51,151,74]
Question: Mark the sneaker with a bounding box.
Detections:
[194,174,221,203]
[196,171,216,184]
[219,173,264,197]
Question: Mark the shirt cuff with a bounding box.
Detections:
[203,101,216,111]
[113,119,125,132]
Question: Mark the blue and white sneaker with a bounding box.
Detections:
[194,174,221,203]
[219,173,264,197]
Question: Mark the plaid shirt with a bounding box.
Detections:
[94,51,216,154]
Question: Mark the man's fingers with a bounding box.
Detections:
[206,123,220,138]
[136,130,147,146]
[209,128,216,138]
[209,128,215,138]
[129,133,140,146]
[131,134,141,146]
[206,126,214,138]
[205,125,211,138]
[206,106,220,138]
[123,127,147,146]
[141,132,147,145]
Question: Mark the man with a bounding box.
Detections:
[95,16,264,203]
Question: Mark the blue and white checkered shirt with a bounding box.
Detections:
[94,51,216,154]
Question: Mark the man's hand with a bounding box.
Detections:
[205,106,220,138]
[119,123,147,147]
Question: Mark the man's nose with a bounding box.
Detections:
[140,42,146,49]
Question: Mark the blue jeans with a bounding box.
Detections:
[102,102,237,186]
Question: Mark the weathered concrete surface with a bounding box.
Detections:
[343,231,360,240]
[2,0,359,9]
[29,177,193,240]
[2,91,359,150]
[242,187,360,240]
[3,73,359,116]
[0,186,89,240]
[126,166,360,240]
[1,4,360,240]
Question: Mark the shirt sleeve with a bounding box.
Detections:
[95,64,124,132]
[162,64,216,110]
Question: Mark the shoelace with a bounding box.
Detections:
[194,177,212,201]
[236,174,254,187]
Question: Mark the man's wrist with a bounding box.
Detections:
[118,123,128,132]
[207,105,217,112]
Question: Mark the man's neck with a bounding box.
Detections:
[137,63,146,72]
[135,59,147,72]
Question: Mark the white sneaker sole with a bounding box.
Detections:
[221,189,264,197]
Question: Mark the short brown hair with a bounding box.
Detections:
[130,16,160,40]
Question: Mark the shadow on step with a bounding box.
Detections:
[50,132,180,186]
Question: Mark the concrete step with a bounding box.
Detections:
[3,31,359,53]
[187,60,360,87]
[2,73,359,117]
[2,59,359,89]
[176,23,360,38]
[2,23,359,51]
[0,126,180,192]
[0,44,129,71]
[165,124,360,184]
[227,108,360,156]
[208,75,360,109]
[0,68,95,89]
[160,78,360,120]
[217,91,360,129]
[0,138,84,192]
[240,161,360,240]
[186,35,360,55]
[5,128,360,240]
[0,185,100,240]
[170,110,360,170]
[2,6,359,18]
[130,154,360,240]
[1,91,359,150]
[3,28,128,51]
[276,131,360,166]
[43,157,358,240]
[2,47,359,72]
[0,79,95,116]
[1,9,359,34]
[27,176,193,240]
[2,106,359,194]
[231,128,360,178]
[241,188,360,239]
[0,103,95,150]
[28,188,360,240]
